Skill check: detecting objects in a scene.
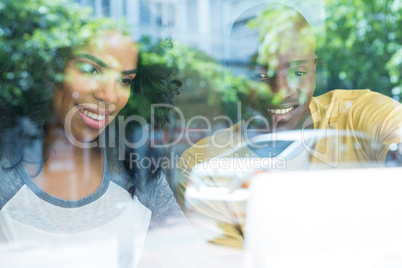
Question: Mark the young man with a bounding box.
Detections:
[175,3,402,248]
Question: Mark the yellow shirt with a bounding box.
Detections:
[175,89,402,248]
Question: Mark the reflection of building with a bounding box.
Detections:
[75,0,324,63]
[75,0,223,60]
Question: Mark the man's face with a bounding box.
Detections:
[241,28,317,132]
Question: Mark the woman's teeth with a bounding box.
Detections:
[267,107,294,115]
[79,108,106,121]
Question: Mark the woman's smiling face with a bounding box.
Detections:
[52,31,138,143]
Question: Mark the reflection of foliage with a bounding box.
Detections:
[315,0,401,98]
[247,4,314,70]
[174,45,238,105]
[139,37,275,106]
[120,36,183,128]
[0,0,91,113]
[0,0,132,131]
[0,0,177,133]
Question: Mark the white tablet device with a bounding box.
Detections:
[244,167,402,268]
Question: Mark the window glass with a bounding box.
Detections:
[1,0,401,266]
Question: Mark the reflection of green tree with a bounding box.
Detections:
[247,5,315,70]
[0,0,176,130]
[0,0,92,114]
[145,0,401,112]
[316,0,401,98]
[0,0,133,125]
[140,37,275,111]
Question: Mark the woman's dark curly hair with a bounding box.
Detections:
[123,57,181,195]
[0,0,181,194]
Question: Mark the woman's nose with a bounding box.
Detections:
[93,72,119,104]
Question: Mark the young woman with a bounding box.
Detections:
[0,1,208,267]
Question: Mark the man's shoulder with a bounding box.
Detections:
[177,122,243,170]
[314,89,400,107]
[314,89,372,103]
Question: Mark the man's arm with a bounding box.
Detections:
[174,149,245,249]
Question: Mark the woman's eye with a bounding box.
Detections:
[118,77,133,86]
[76,62,99,75]
[254,73,268,80]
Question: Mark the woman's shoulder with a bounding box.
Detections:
[103,144,135,192]
[136,172,185,229]
[0,141,27,211]
[0,131,23,169]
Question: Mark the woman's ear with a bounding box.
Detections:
[54,82,64,91]
[313,54,318,72]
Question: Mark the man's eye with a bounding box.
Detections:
[288,71,307,79]
[77,62,99,75]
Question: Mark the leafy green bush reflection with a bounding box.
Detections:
[1,0,400,128]
[140,37,274,107]
[316,0,401,98]
[143,0,401,111]
[0,0,135,131]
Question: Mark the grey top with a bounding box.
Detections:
[0,141,190,267]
